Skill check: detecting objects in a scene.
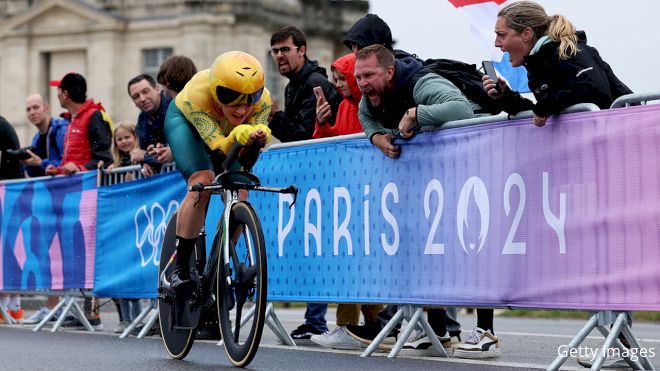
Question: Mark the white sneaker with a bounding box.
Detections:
[403,329,451,350]
[454,327,500,359]
[310,327,363,350]
[23,307,56,325]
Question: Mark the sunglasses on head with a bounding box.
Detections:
[216,86,264,105]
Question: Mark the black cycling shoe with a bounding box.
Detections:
[170,267,196,292]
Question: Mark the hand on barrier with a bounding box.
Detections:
[372,133,400,159]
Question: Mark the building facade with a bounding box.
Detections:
[0,0,368,145]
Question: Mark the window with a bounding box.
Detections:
[142,48,173,78]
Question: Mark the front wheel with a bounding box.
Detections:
[216,202,267,367]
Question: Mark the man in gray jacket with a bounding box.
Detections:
[355,44,473,158]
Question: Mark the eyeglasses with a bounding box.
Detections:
[216,86,264,106]
[270,46,299,56]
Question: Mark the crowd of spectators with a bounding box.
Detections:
[0,1,635,366]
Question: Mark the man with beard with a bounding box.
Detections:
[268,26,342,143]
[355,44,473,158]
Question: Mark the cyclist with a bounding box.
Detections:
[164,51,272,291]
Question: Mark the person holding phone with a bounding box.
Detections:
[268,26,342,143]
[312,54,364,139]
[483,0,632,127]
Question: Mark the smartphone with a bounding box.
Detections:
[482,60,502,94]
[313,86,327,104]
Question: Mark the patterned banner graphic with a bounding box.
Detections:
[94,172,185,298]
[250,105,660,310]
[0,172,98,291]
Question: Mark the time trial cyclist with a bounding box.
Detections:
[164,51,272,290]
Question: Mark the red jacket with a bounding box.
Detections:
[60,100,106,171]
[313,54,363,139]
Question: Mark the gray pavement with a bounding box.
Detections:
[2,302,660,370]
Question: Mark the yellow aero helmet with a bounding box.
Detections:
[209,51,265,106]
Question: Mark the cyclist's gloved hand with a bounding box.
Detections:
[246,124,270,148]
[232,124,257,146]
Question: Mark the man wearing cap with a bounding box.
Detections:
[46,73,113,176]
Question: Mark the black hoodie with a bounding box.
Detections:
[269,58,342,142]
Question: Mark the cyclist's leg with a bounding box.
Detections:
[165,103,214,287]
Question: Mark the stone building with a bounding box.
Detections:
[0,0,368,146]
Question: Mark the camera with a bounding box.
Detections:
[5,146,38,160]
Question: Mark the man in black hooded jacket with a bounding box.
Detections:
[268,26,342,143]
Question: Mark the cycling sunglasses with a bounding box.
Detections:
[216,86,264,105]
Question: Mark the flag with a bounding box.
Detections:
[448,0,530,93]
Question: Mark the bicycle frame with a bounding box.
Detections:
[159,170,297,296]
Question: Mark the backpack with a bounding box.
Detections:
[423,58,502,115]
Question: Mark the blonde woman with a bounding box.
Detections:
[483,0,632,126]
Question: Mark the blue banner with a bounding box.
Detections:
[0,172,97,291]
[94,171,185,298]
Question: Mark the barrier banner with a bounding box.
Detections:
[251,105,660,310]
[0,172,97,291]
[94,171,185,298]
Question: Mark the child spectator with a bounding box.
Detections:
[108,121,139,182]
[107,121,143,332]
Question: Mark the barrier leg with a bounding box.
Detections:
[68,297,94,332]
[217,302,295,347]
[387,306,422,358]
[50,296,76,332]
[120,303,153,339]
[267,304,295,346]
[361,305,404,357]
[621,322,655,370]
[593,313,649,370]
[136,309,158,338]
[33,297,68,332]
[0,302,17,325]
[547,311,654,371]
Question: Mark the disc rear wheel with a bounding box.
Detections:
[158,211,196,359]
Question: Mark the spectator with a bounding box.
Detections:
[484,0,632,127]
[268,26,342,143]
[268,25,342,342]
[21,94,68,177]
[345,12,495,352]
[46,73,111,330]
[345,45,473,353]
[0,115,24,323]
[17,95,69,325]
[484,1,632,366]
[106,120,143,332]
[311,53,364,139]
[46,73,113,176]
[157,55,198,99]
[127,74,173,177]
[109,121,138,170]
[307,53,381,350]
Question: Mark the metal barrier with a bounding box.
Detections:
[610,92,660,108]
[100,162,177,186]
[0,289,99,333]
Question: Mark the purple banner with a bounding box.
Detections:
[0,172,98,291]
[251,105,660,310]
